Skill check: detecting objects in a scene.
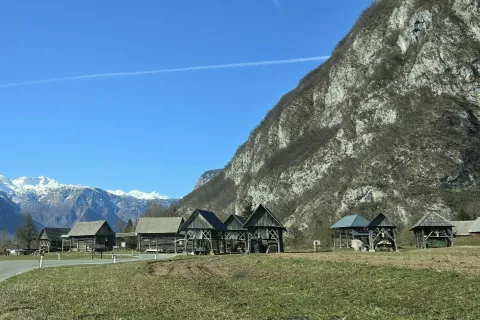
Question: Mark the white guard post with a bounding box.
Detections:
[39,253,44,269]
[313,240,321,252]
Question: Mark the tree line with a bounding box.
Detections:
[1,213,38,255]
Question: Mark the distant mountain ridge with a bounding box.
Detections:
[0,174,177,230]
[0,191,23,233]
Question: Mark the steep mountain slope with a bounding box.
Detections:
[0,175,177,229]
[166,0,480,242]
[0,191,23,233]
[194,169,222,190]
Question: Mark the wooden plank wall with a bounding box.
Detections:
[138,235,178,252]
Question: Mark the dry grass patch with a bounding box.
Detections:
[278,247,480,275]
[1,251,480,319]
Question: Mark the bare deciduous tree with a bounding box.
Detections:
[15,213,37,251]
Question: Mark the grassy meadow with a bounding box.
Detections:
[1,247,480,319]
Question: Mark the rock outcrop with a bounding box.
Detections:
[194,169,222,190]
[165,0,480,243]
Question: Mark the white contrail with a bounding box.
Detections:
[0,56,330,89]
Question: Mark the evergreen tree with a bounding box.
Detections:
[455,209,472,221]
[241,202,254,219]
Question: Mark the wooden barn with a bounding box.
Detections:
[452,217,480,237]
[180,209,227,255]
[330,214,370,248]
[367,213,397,252]
[470,218,480,236]
[223,214,247,253]
[134,217,184,253]
[452,220,475,237]
[243,204,286,253]
[64,220,115,252]
[410,212,453,249]
[37,227,71,252]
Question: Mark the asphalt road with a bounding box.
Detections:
[0,253,179,282]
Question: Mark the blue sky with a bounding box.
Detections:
[0,0,373,198]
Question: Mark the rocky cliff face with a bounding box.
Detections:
[194,169,222,190]
[167,0,480,242]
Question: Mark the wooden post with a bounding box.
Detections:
[393,229,398,251]
[368,230,372,251]
[174,236,177,254]
[421,229,425,249]
[223,232,227,254]
[450,229,453,247]
[277,229,280,253]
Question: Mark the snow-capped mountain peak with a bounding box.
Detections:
[107,189,169,200]
[0,173,177,230]
[11,175,62,190]
[0,175,13,193]
[0,174,169,200]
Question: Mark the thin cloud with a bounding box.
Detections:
[272,0,280,9]
[0,56,330,89]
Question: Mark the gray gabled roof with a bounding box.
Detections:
[180,209,227,231]
[243,204,286,229]
[469,217,480,233]
[37,228,71,242]
[368,213,396,228]
[410,212,453,230]
[135,217,184,234]
[68,220,112,237]
[452,220,475,236]
[330,214,370,229]
[224,214,247,231]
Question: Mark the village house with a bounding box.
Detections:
[37,227,71,252]
[452,217,480,237]
[367,213,397,252]
[410,212,453,249]
[180,209,227,255]
[64,220,115,252]
[330,214,370,249]
[223,214,247,253]
[116,217,184,253]
[243,204,286,253]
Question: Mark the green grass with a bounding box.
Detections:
[453,236,480,246]
[0,251,129,261]
[1,249,480,319]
